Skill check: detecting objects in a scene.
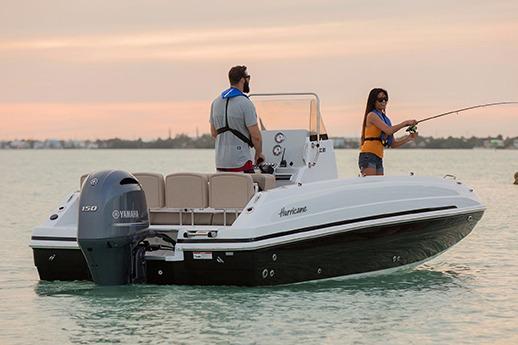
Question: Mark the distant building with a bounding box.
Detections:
[33,141,45,149]
[490,139,504,149]
[63,140,87,149]
[45,139,63,149]
[10,140,30,149]
[331,137,346,148]
[482,139,504,149]
[86,142,99,149]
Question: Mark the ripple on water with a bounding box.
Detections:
[1,149,518,345]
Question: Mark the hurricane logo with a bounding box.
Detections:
[89,177,99,186]
[112,210,120,219]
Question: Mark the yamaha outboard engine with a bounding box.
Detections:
[78,170,150,285]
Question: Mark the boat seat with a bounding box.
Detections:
[152,173,211,225]
[133,173,165,224]
[209,173,255,225]
[251,173,276,191]
[133,173,165,208]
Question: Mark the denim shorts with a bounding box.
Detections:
[358,152,384,175]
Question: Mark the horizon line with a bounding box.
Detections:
[2,134,517,142]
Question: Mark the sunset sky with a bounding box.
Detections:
[1,0,517,140]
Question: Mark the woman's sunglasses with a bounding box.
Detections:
[377,97,388,103]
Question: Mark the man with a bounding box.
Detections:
[210,65,264,172]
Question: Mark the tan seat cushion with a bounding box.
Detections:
[209,173,255,225]
[251,173,276,191]
[153,173,211,225]
[165,173,209,208]
[133,173,165,209]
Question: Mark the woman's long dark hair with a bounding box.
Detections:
[361,88,388,144]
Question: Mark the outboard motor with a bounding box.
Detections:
[78,170,150,285]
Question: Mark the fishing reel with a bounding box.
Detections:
[406,125,418,134]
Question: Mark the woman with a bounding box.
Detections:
[359,88,417,176]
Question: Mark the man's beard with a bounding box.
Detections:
[243,80,250,93]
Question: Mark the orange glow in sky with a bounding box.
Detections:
[1,1,517,139]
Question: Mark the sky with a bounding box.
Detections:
[1,0,517,140]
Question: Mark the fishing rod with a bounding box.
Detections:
[406,101,518,133]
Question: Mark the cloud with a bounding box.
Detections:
[1,20,516,62]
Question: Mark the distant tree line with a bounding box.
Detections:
[405,134,515,149]
[97,134,215,149]
[333,134,517,149]
[2,134,517,149]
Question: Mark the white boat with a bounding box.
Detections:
[30,93,485,285]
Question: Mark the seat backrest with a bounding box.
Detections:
[250,173,276,191]
[209,173,255,209]
[165,173,209,208]
[133,172,165,209]
[155,173,211,225]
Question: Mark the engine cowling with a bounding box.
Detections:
[78,170,149,285]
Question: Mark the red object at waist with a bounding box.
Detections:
[217,160,254,172]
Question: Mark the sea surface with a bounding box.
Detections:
[0,149,517,345]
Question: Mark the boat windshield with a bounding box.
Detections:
[249,93,328,140]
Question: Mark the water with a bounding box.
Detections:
[0,149,517,345]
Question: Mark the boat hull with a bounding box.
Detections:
[32,211,483,284]
[33,248,91,281]
[146,210,483,286]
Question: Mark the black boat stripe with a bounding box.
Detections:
[31,236,77,242]
[177,206,458,244]
[31,206,457,244]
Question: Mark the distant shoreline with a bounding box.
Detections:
[1,134,517,150]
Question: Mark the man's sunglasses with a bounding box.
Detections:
[243,75,251,79]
